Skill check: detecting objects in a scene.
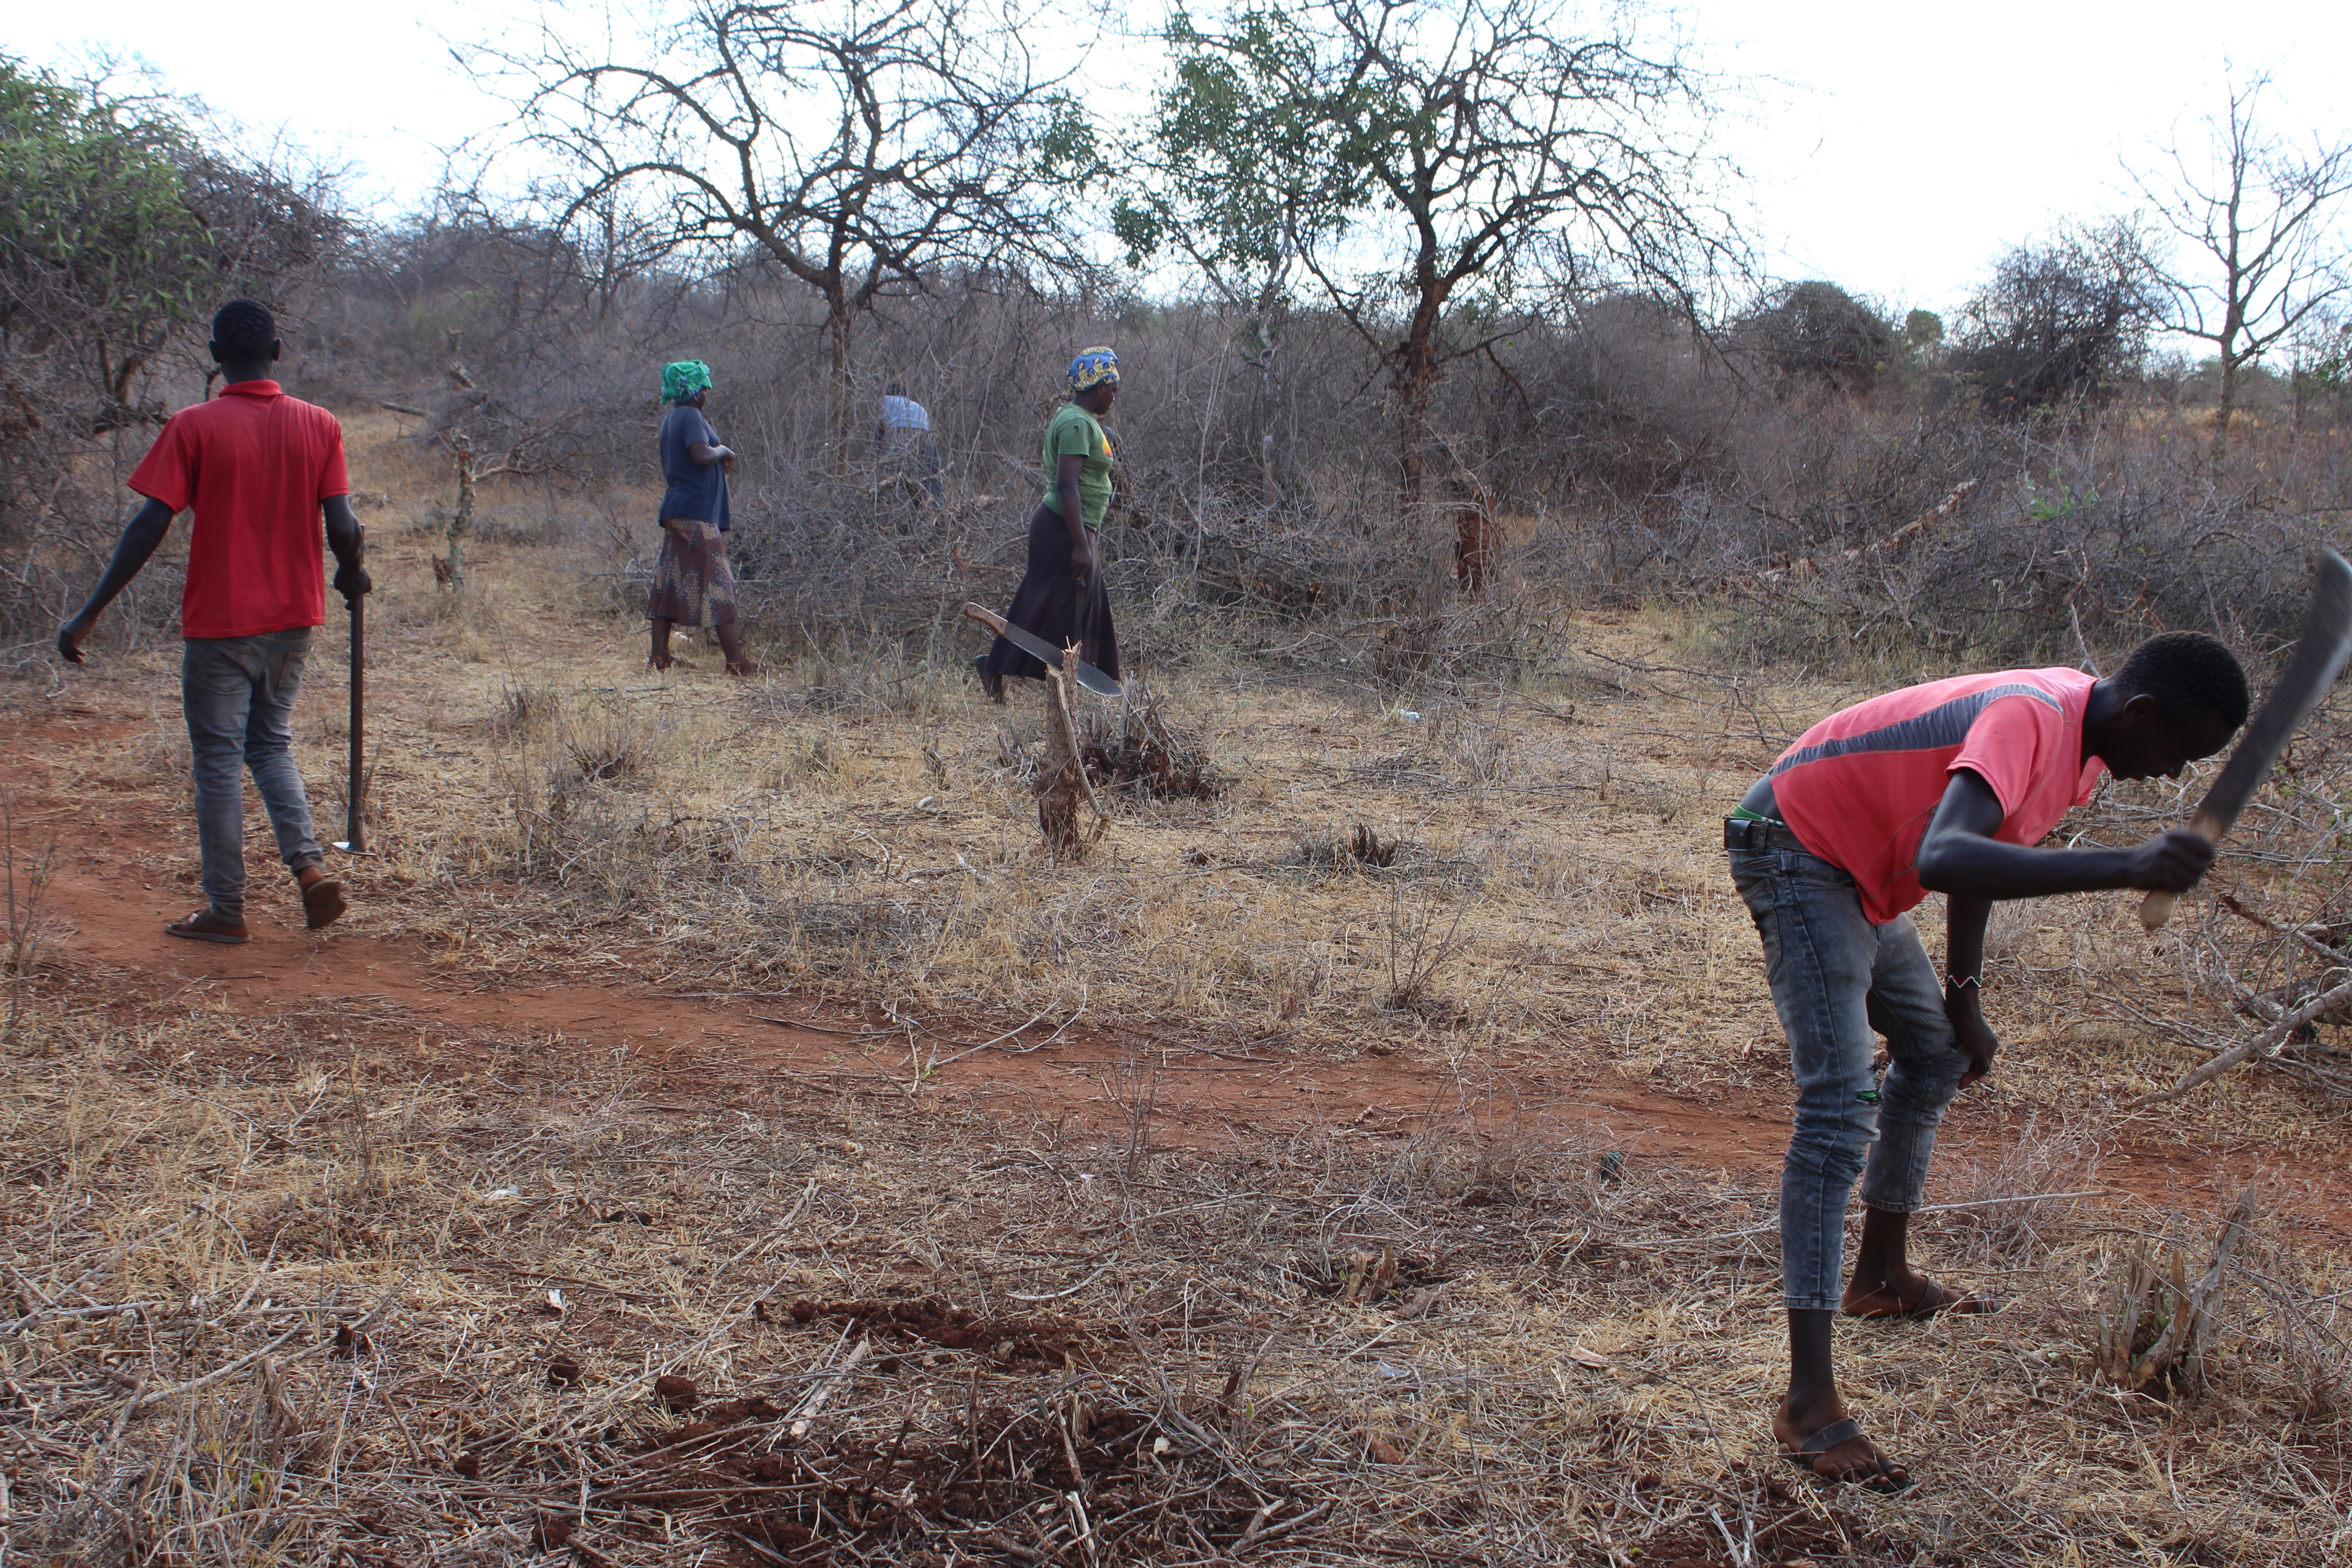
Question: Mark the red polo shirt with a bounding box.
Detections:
[1771,667,2107,924]
[127,380,350,639]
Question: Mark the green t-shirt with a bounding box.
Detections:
[1039,402,1114,531]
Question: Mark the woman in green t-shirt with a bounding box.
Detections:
[975,346,1124,701]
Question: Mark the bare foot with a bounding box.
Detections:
[649,649,675,672]
[725,659,767,678]
[1774,1393,1910,1490]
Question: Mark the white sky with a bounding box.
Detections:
[14,0,2349,318]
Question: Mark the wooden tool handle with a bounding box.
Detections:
[960,601,1009,635]
[2138,809,2226,932]
[346,525,368,854]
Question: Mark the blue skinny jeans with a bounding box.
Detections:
[182,630,324,918]
[1729,844,1973,1310]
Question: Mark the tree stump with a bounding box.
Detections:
[1035,655,1107,861]
[445,434,476,593]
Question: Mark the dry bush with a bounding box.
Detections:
[1078,685,1225,801]
[1928,1109,2105,1267]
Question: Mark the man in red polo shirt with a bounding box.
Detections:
[1726,632,2247,1492]
[59,299,371,943]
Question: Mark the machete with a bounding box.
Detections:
[961,601,1123,699]
[2141,547,2352,931]
[333,524,370,855]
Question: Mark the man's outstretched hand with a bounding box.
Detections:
[334,559,373,608]
[56,611,94,665]
[2126,828,2217,894]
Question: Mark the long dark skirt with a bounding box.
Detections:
[980,505,1120,682]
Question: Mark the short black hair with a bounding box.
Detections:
[211,299,277,363]
[885,381,907,397]
[2116,631,2250,730]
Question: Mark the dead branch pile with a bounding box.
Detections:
[2078,695,2352,1104]
[1079,686,1226,801]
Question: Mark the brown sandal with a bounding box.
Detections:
[725,659,768,678]
[167,908,250,945]
[1845,1277,2004,1321]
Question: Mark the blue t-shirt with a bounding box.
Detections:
[658,406,730,531]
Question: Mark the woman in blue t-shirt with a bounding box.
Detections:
[975,347,1123,701]
[648,360,761,676]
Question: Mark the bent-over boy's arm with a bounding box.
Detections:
[1942,893,2000,1083]
[1915,770,2214,901]
[58,496,176,663]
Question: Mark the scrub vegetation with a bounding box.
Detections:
[4,3,2352,1563]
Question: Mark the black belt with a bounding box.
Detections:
[1724,814,1809,854]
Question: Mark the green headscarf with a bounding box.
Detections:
[662,360,714,404]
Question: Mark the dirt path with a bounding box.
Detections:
[9,691,2350,1238]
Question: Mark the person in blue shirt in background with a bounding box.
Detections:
[877,381,945,505]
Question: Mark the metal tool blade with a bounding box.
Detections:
[2141,548,2352,931]
[960,602,1123,698]
[2191,548,2352,836]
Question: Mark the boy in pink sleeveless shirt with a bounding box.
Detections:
[1728,632,2246,1491]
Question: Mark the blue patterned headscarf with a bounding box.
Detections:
[662,360,713,404]
[1068,346,1119,392]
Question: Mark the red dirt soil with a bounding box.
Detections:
[8,695,2350,1240]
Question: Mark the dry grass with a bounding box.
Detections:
[11,411,2352,1563]
[3,1014,2349,1566]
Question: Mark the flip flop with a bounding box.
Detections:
[302,875,348,931]
[167,909,250,945]
[1846,1277,2005,1322]
[1781,1417,1913,1494]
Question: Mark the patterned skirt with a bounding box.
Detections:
[647,519,740,627]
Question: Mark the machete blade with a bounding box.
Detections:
[960,601,1123,699]
[2192,548,2352,835]
[2141,548,2352,931]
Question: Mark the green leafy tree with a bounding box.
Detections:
[0,56,210,417]
[0,55,341,635]
[1114,10,1362,499]
[1902,309,1944,358]
[1141,0,1737,503]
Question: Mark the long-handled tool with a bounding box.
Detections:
[961,601,1123,699]
[2141,548,2352,930]
[333,525,369,855]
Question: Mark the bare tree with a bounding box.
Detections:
[483,0,1095,469]
[2129,76,2352,467]
[1154,0,1737,503]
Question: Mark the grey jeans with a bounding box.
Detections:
[183,630,324,917]
[1729,844,1974,1311]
